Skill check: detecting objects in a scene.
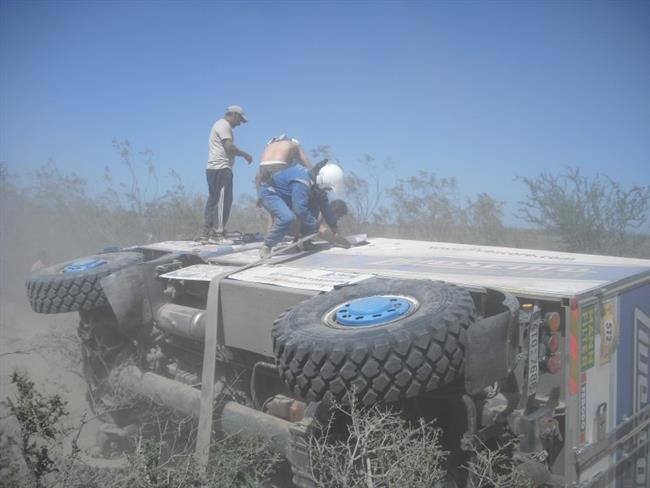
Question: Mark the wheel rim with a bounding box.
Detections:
[323,295,419,328]
[63,258,107,273]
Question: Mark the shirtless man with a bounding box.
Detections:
[257,161,343,257]
[255,135,311,188]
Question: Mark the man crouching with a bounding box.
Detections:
[257,145,345,258]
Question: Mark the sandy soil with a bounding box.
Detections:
[0,294,100,451]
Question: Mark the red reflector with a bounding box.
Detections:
[570,297,578,311]
[547,333,560,353]
[546,355,561,374]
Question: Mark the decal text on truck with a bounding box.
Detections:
[633,309,650,488]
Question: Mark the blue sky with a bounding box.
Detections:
[1,0,649,225]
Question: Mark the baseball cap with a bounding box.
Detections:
[226,105,248,122]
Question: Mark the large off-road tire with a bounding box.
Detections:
[272,278,475,406]
[26,251,143,314]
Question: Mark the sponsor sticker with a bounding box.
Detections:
[580,304,596,370]
[599,299,619,365]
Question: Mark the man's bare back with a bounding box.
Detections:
[256,138,311,188]
[260,139,310,167]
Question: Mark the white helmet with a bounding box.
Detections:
[316,163,344,198]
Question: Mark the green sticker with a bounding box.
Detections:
[580,304,596,370]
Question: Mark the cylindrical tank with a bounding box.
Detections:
[155,303,206,340]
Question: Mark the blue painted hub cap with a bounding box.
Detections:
[334,296,412,327]
[63,258,107,273]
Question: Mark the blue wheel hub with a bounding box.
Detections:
[334,296,413,327]
[63,258,107,273]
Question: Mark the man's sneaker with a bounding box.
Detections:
[204,235,234,245]
[198,227,212,244]
[259,245,271,259]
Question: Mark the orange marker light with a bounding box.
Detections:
[545,312,561,332]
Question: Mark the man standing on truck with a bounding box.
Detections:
[201,105,253,243]
[258,160,344,258]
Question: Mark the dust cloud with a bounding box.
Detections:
[0,173,113,453]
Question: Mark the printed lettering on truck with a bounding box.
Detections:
[633,309,649,487]
[617,283,650,488]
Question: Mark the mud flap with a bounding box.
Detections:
[101,253,180,333]
[464,290,518,395]
[100,264,147,333]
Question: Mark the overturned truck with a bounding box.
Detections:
[26,235,650,487]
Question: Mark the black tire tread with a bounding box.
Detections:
[272,279,475,406]
[26,252,142,314]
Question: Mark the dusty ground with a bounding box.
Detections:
[0,290,295,487]
[0,292,101,452]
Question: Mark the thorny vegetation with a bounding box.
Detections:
[464,438,535,488]
[2,371,535,488]
[307,398,447,487]
[2,372,73,488]
[1,370,283,488]
[517,167,650,256]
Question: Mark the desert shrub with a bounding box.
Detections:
[1,370,282,487]
[517,167,650,256]
[7,371,68,486]
[465,192,507,245]
[307,396,447,488]
[465,438,535,488]
[3,371,79,488]
[113,434,281,488]
[386,171,506,245]
[203,435,282,487]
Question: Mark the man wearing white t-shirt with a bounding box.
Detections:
[202,105,253,242]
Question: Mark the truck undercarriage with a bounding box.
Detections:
[25,236,650,487]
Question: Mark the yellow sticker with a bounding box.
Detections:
[580,305,596,370]
[599,300,618,365]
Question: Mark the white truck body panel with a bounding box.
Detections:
[148,238,650,299]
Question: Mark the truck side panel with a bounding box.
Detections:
[616,283,650,488]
